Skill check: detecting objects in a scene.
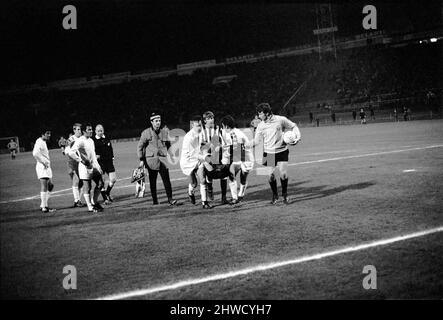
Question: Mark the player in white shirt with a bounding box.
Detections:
[220,115,254,204]
[64,123,84,207]
[68,123,104,213]
[32,128,56,213]
[180,116,213,209]
[248,103,301,205]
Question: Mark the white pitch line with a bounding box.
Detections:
[1,144,442,205]
[96,226,443,300]
[403,169,417,172]
[288,144,443,167]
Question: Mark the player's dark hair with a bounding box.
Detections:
[36,121,50,135]
[256,103,272,115]
[81,123,93,133]
[202,111,215,120]
[190,115,202,123]
[220,115,236,129]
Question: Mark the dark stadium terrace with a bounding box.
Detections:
[1,38,441,151]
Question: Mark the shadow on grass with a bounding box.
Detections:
[4,181,375,229]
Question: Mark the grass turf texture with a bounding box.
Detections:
[1,119,442,299]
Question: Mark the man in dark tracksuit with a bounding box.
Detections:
[137,113,177,206]
[92,124,116,203]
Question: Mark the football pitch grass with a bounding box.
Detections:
[1,119,442,299]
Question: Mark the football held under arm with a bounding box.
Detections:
[283,117,301,142]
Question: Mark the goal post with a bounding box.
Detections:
[0,136,20,154]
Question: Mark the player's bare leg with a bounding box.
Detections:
[228,164,239,204]
[238,169,249,202]
[198,165,212,209]
[188,170,198,205]
[39,178,55,213]
[100,173,110,202]
[106,171,116,202]
[71,170,84,207]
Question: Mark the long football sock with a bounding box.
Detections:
[106,184,114,196]
[269,178,278,196]
[78,180,84,200]
[72,186,80,202]
[94,187,101,205]
[239,183,248,197]
[46,191,50,208]
[229,180,238,200]
[83,194,93,210]
[40,192,46,208]
[100,188,108,201]
[281,178,288,196]
[220,179,227,199]
[188,183,195,195]
[200,184,207,202]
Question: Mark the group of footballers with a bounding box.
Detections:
[32,123,116,213]
[32,102,301,213]
[180,103,301,208]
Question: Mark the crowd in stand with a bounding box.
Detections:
[332,43,442,103]
[1,42,441,151]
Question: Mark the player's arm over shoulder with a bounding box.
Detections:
[68,138,83,162]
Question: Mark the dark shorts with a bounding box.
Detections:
[99,160,115,174]
[262,149,289,166]
[206,164,231,180]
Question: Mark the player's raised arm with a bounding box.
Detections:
[247,126,262,148]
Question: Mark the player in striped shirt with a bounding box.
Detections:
[248,103,301,205]
[32,127,56,213]
[180,115,213,209]
[220,115,254,204]
[199,111,230,205]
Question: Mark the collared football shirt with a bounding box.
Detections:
[255,115,296,154]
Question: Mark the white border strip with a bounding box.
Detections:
[1,144,442,205]
[96,226,443,300]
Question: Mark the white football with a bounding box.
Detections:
[283,130,298,144]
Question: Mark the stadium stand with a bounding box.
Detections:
[0,40,441,151]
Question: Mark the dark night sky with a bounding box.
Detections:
[1,0,441,86]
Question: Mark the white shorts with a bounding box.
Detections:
[78,162,100,180]
[36,162,53,179]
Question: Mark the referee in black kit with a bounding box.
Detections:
[93,124,117,204]
[137,112,178,206]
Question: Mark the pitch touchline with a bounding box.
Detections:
[96,226,443,300]
[1,144,442,204]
